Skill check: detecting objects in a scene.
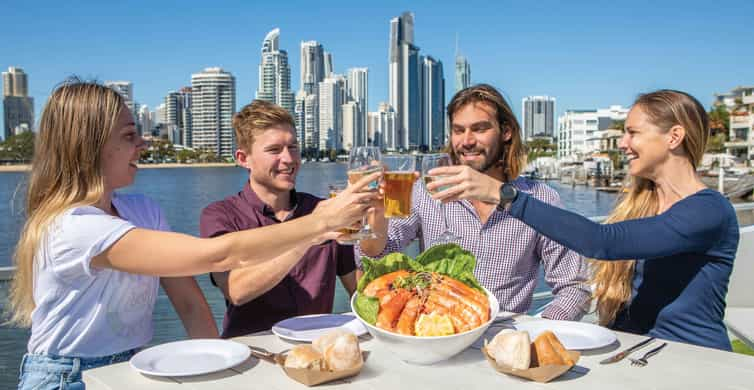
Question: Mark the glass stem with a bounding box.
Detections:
[440,201,450,233]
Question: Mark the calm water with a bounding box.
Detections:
[0,164,617,387]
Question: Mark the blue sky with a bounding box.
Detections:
[1,0,752,136]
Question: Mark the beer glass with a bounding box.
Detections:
[421,153,460,243]
[328,182,360,245]
[382,155,417,218]
[347,146,382,239]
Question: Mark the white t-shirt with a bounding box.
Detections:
[28,193,169,357]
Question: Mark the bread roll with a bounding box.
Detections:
[313,329,352,354]
[486,329,531,370]
[532,331,574,366]
[322,332,363,371]
[284,345,323,370]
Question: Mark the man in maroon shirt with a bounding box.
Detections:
[200,100,358,338]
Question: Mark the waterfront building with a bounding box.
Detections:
[557,105,628,159]
[721,86,754,165]
[2,67,34,140]
[256,28,295,116]
[522,96,556,140]
[389,11,421,150]
[422,56,445,151]
[191,67,236,159]
[368,102,397,150]
[318,75,345,151]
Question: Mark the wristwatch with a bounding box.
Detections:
[497,183,518,211]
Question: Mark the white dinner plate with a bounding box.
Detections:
[271,313,368,342]
[130,339,250,377]
[514,319,617,350]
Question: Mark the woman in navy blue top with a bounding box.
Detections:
[429,90,739,350]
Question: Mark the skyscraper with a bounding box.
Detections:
[422,56,445,151]
[256,28,295,116]
[303,93,319,150]
[138,105,152,136]
[318,75,345,151]
[389,12,422,150]
[522,96,556,140]
[324,52,334,77]
[347,67,368,148]
[164,87,193,146]
[300,41,325,94]
[104,81,136,117]
[455,57,471,93]
[191,67,236,158]
[2,67,34,140]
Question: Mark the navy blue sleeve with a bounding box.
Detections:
[508,190,727,260]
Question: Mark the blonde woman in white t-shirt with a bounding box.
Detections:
[8,80,380,390]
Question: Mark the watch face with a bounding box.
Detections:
[502,184,516,200]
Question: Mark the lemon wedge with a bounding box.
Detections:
[415,312,455,337]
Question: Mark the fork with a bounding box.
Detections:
[629,342,667,367]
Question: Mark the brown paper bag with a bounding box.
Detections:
[482,345,580,383]
[267,350,366,387]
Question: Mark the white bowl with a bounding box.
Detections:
[350,287,499,365]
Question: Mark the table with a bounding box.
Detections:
[83,316,754,389]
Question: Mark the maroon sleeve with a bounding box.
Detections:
[200,202,235,239]
[335,243,357,276]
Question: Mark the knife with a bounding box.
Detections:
[599,337,655,364]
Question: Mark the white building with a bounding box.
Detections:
[105,80,136,117]
[722,86,754,164]
[191,67,236,159]
[318,75,345,150]
[304,93,319,150]
[256,28,295,116]
[342,101,359,151]
[522,96,556,140]
[347,67,368,148]
[368,102,397,150]
[300,41,325,94]
[557,105,628,159]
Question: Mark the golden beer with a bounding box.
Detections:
[347,165,381,189]
[384,171,416,218]
[328,190,361,235]
[423,175,452,195]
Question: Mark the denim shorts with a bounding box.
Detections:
[18,349,138,390]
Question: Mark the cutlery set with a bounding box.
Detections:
[599,337,667,367]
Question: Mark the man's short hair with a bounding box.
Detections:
[233,100,296,152]
[446,84,527,180]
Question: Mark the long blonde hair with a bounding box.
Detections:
[591,90,709,326]
[7,80,125,327]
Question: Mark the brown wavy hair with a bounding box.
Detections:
[233,100,296,153]
[591,89,709,326]
[445,84,526,181]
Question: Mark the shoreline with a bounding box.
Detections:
[0,162,240,172]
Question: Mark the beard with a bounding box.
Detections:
[456,144,505,173]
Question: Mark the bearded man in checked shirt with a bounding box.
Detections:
[357,84,590,320]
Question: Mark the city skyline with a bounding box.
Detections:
[1,1,753,138]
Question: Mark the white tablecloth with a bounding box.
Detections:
[83,316,754,389]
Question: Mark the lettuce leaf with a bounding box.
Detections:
[356,252,419,293]
[353,294,380,325]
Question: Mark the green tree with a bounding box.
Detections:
[0,131,35,162]
[525,138,556,161]
[706,132,727,153]
[709,105,730,136]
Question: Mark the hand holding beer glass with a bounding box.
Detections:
[421,153,460,243]
[347,146,382,239]
[382,155,417,218]
[328,182,360,245]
